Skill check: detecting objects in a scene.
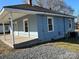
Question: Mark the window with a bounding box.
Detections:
[47,17,54,32]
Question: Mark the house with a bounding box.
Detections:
[0,4,75,48]
[0,24,9,34]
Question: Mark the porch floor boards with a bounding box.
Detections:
[0,34,37,48]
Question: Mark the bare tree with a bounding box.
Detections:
[36,0,44,7]
[36,0,74,15]
[23,0,74,15]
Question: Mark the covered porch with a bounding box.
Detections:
[0,34,37,47]
[0,8,39,48]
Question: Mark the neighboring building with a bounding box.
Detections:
[75,23,79,29]
[0,4,75,48]
[75,16,79,31]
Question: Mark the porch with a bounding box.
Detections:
[0,34,39,48]
[0,7,39,48]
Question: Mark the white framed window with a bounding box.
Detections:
[68,19,72,29]
[47,17,54,32]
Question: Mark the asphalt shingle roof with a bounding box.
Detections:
[3,4,75,18]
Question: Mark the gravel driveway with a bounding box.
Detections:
[0,43,79,59]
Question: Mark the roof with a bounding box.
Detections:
[3,4,75,18]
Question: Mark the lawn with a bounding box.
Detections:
[53,38,79,52]
[1,39,79,59]
[0,37,79,55]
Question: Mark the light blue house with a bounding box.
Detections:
[0,4,75,48]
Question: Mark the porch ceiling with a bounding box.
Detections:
[0,8,36,23]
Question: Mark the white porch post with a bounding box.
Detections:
[9,13,15,45]
[28,29,30,38]
[3,23,6,40]
[18,22,19,36]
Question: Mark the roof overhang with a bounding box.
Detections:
[0,8,75,23]
[6,8,75,18]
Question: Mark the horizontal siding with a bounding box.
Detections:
[13,15,38,38]
[12,14,75,40]
[37,15,75,40]
[64,18,75,33]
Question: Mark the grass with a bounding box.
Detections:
[0,37,79,55]
[53,38,79,52]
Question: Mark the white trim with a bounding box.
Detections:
[47,17,54,32]
[0,8,4,15]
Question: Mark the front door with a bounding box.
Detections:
[24,20,28,32]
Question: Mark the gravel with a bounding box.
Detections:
[0,44,79,59]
